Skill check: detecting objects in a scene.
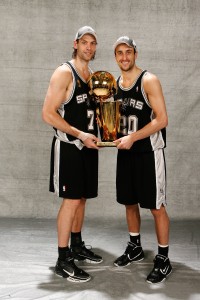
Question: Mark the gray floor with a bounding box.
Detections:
[0,218,199,300]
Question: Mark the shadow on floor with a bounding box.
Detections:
[38,248,200,300]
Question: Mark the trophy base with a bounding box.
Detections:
[97,141,116,147]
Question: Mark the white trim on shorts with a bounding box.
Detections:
[53,138,60,196]
[154,148,167,209]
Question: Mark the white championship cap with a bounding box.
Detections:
[113,36,137,52]
[75,26,97,41]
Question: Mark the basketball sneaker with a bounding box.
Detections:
[55,256,91,282]
[114,241,144,267]
[70,241,103,264]
[146,254,172,284]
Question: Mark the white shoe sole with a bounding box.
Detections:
[67,275,91,283]
[75,258,103,264]
[146,268,172,284]
[114,256,144,267]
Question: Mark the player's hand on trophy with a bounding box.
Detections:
[114,134,134,150]
[78,131,100,149]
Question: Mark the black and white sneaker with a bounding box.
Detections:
[114,241,144,267]
[70,241,103,264]
[146,254,172,284]
[55,256,91,283]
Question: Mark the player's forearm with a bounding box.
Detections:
[130,116,168,143]
[42,110,80,138]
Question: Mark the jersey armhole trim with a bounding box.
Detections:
[62,62,75,105]
[141,71,151,108]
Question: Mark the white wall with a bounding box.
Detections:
[0,0,199,219]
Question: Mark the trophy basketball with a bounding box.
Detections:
[88,71,121,147]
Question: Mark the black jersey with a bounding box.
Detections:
[115,70,166,152]
[54,61,97,149]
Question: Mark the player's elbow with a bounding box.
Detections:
[42,107,52,125]
[161,115,168,128]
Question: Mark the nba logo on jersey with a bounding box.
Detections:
[77,79,81,88]
[63,185,67,192]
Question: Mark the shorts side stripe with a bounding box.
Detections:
[54,139,60,196]
[154,149,167,209]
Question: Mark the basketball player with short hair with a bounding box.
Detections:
[113,36,172,284]
[42,26,103,283]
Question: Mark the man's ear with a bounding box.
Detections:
[74,40,78,49]
[135,51,138,59]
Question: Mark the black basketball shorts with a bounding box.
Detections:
[49,137,98,199]
[116,149,167,209]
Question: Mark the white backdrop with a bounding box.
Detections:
[0,0,199,219]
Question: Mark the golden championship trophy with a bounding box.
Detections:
[88,71,121,146]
